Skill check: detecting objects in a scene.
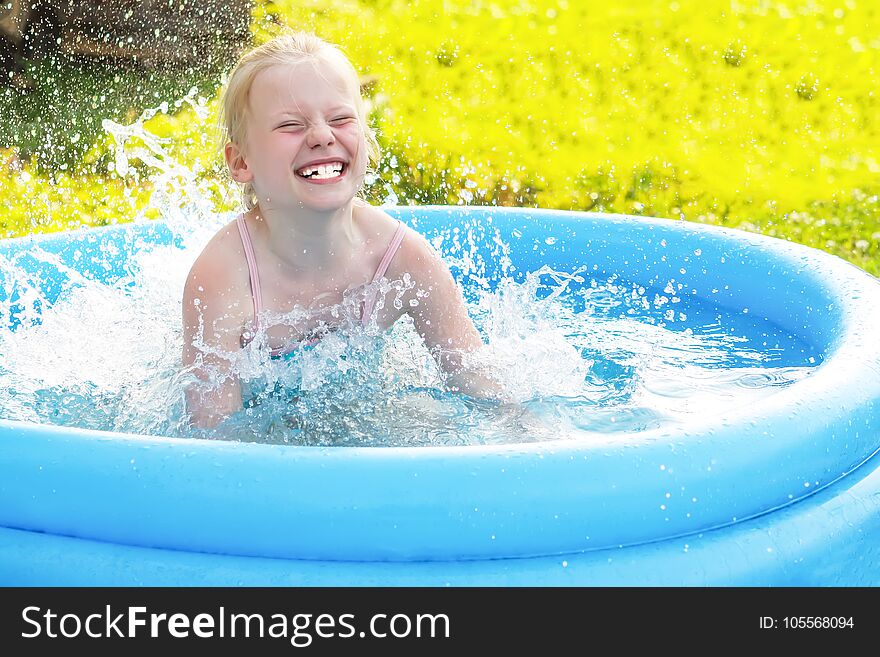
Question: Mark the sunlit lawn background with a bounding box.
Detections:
[1,0,877,274]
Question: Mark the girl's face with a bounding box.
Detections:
[233,59,367,214]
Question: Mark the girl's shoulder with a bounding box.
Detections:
[354,202,400,240]
[355,204,437,274]
[183,216,251,303]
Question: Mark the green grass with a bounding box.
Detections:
[1,0,878,273]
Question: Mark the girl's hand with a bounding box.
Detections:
[392,228,503,401]
[181,229,249,429]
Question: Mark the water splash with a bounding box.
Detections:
[0,99,821,446]
[0,230,819,445]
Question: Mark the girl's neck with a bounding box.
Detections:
[249,203,362,274]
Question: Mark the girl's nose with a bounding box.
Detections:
[307,123,335,148]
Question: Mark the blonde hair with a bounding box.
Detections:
[220,32,380,210]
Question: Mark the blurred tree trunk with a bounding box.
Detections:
[0,0,31,88]
[3,1,251,66]
[57,0,251,64]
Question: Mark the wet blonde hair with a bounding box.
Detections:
[220,32,380,210]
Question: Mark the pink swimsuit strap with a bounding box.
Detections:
[236,216,407,354]
[362,220,407,321]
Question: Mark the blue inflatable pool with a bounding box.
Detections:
[1,206,879,585]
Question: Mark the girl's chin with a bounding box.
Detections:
[297,180,364,208]
[259,178,364,212]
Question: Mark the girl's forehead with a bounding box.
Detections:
[249,61,356,116]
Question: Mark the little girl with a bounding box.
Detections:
[182,32,495,428]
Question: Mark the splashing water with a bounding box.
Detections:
[0,104,820,446]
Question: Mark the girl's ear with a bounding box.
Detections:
[225,142,253,183]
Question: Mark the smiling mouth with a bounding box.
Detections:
[296,161,347,181]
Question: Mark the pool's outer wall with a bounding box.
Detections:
[1,207,879,585]
[2,446,878,586]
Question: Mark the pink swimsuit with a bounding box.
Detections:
[236,215,407,357]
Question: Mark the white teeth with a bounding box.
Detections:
[298,161,344,179]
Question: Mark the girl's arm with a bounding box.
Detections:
[396,230,503,398]
[181,256,245,429]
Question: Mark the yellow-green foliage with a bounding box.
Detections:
[0,148,151,234]
[1,0,878,274]
[1,97,233,233]
[252,0,879,273]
